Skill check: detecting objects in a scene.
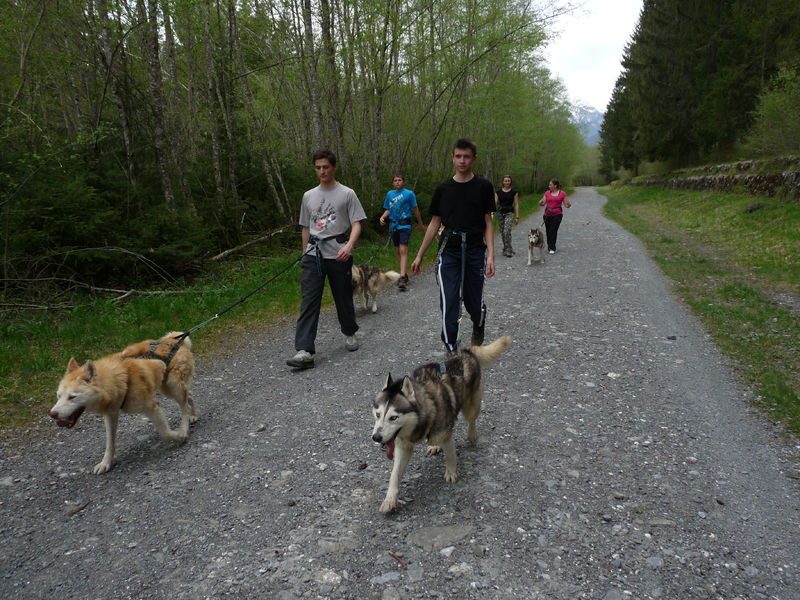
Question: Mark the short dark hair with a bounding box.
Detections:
[312,149,337,166]
[392,174,405,181]
[453,138,477,156]
[550,178,561,189]
[502,175,513,185]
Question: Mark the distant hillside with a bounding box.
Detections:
[571,102,604,146]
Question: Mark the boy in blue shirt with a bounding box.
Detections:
[379,175,425,291]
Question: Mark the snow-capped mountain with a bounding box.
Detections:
[571,101,604,146]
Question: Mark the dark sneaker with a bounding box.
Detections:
[287,350,314,369]
[398,275,408,291]
[471,314,486,347]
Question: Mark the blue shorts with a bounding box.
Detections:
[391,228,411,246]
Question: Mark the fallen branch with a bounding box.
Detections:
[209,226,289,261]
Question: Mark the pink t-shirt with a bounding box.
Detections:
[544,190,567,216]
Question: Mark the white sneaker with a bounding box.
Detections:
[549,250,555,254]
[286,350,314,369]
[345,335,359,351]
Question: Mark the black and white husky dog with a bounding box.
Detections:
[527,227,545,265]
[371,336,511,513]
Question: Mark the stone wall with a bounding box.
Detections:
[631,157,800,199]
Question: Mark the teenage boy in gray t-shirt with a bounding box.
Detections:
[287,149,367,370]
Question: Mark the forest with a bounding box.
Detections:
[1,0,586,292]
[600,0,800,177]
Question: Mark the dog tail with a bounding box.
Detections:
[469,336,511,367]
[165,331,192,351]
[382,270,401,283]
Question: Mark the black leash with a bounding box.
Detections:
[171,236,338,343]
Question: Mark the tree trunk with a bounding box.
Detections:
[301,0,323,148]
[137,0,175,209]
[202,0,224,199]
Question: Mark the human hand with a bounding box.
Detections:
[539,199,545,206]
[514,217,519,225]
[485,256,495,278]
[379,216,386,226]
[335,243,353,262]
[411,256,422,275]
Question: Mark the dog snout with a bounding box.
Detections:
[372,432,383,443]
[49,408,59,419]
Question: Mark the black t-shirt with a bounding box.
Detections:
[430,176,495,247]
[496,188,517,212]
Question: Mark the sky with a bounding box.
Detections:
[543,0,642,113]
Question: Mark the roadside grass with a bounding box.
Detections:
[602,185,800,434]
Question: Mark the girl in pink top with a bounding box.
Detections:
[538,178,571,253]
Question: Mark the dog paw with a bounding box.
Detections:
[380,495,397,513]
[189,415,198,424]
[170,432,188,444]
[426,445,442,456]
[93,461,112,474]
[444,469,458,483]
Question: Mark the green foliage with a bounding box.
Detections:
[0,0,585,298]
[743,66,800,157]
[601,0,800,172]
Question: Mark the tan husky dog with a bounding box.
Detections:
[351,264,401,313]
[50,332,195,474]
[371,336,511,513]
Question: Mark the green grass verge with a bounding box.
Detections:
[602,185,800,434]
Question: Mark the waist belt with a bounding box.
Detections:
[309,233,347,274]
[390,218,412,231]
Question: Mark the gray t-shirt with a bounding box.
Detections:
[298,182,367,258]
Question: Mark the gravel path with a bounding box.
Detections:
[1,187,798,599]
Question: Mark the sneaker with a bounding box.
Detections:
[548,250,555,254]
[286,350,314,369]
[345,335,359,351]
[398,275,408,291]
[471,313,486,347]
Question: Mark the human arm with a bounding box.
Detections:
[514,192,520,224]
[379,209,390,226]
[484,212,495,278]
[494,192,500,211]
[562,192,571,209]
[410,215,442,275]
[539,193,546,207]
[301,226,310,252]
[336,220,362,261]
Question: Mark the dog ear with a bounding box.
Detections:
[383,373,393,390]
[67,357,80,372]
[400,376,416,402]
[83,360,96,381]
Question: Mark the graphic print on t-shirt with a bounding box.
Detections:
[312,198,337,234]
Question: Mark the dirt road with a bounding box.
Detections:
[1,187,798,599]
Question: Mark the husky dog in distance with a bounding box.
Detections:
[351,264,401,313]
[50,332,195,474]
[527,227,545,265]
[371,336,511,513]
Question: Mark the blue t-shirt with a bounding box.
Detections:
[382,188,417,230]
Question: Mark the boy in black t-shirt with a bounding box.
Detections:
[411,139,495,354]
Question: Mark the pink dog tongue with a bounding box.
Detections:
[386,439,395,460]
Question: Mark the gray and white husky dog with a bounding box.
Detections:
[527,227,545,265]
[351,264,401,313]
[371,336,511,513]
